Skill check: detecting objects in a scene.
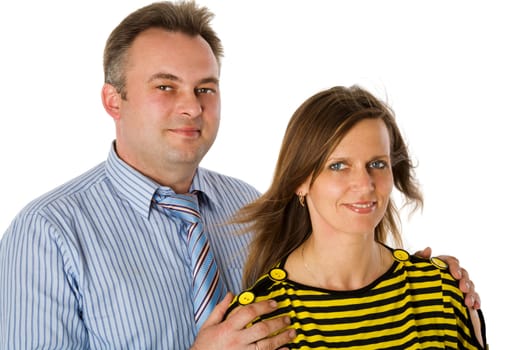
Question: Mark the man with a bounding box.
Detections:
[0,1,479,349]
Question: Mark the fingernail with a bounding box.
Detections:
[269,300,277,308]
[288,329,297,338]
[285,316,291,324]
[465,281,470,291]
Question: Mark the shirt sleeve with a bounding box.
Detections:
[442,271,487,349]
[0,212,88,349]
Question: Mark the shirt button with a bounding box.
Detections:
[393,249,410,262]
[430,257,448,270]
[269,268,287,282]
[238,291,256,305]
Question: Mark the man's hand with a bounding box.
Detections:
[415,247,481,309]
[191,293,296,350]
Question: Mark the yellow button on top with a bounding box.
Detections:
[269,268,287,282]
[430,257,448,270]
[392,249,410,262]
[238,291,255,305]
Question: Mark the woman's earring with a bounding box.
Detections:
[298,192,305,207]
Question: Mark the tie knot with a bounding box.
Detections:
[153,189,201,224]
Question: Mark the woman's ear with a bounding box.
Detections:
[295,175,312,197]
[101,83,122,120]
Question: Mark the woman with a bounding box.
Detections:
[228,85,487,349]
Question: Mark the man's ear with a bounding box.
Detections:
[101,83,122,120]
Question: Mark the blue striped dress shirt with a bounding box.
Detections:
[0,143,260,349]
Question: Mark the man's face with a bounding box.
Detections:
[109,28,221,187]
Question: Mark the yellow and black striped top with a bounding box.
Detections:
[228,248,487,349]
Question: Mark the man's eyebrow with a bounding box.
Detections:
[148,73,179,83]
[199,77,219,85]
[148,73,219,85]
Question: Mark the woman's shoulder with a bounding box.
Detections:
[225,260,290,317]
[386,247,459,292]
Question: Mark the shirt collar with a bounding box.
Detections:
[105,142,221,218]
[105,143,159,219]
[190,168,222,209]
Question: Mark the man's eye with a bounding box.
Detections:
[195,87,215,94]
[369,160,387,169]
[158,85,173,91]
[329,162,346,171]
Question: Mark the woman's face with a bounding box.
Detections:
[299,118,394,238]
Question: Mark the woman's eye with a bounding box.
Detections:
[329,162,346,171]
[369,160,387,169]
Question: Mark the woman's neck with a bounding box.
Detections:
[287,235,393,291]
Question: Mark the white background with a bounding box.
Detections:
[1,1,522,347]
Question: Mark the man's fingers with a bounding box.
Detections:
[192,297,296,349]
[414,247,432,259]
[464,291,481,309]
[227,300,279,330]
[253,326,296,350]
[244,315,293,344]
[458,271,481,308]
[201,292,234,328]
[458,270,473,293]
[437,255,462,280]
[435,258,482,310]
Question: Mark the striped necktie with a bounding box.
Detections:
[153,189,226,329]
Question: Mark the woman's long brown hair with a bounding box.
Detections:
[236,85,423,287]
